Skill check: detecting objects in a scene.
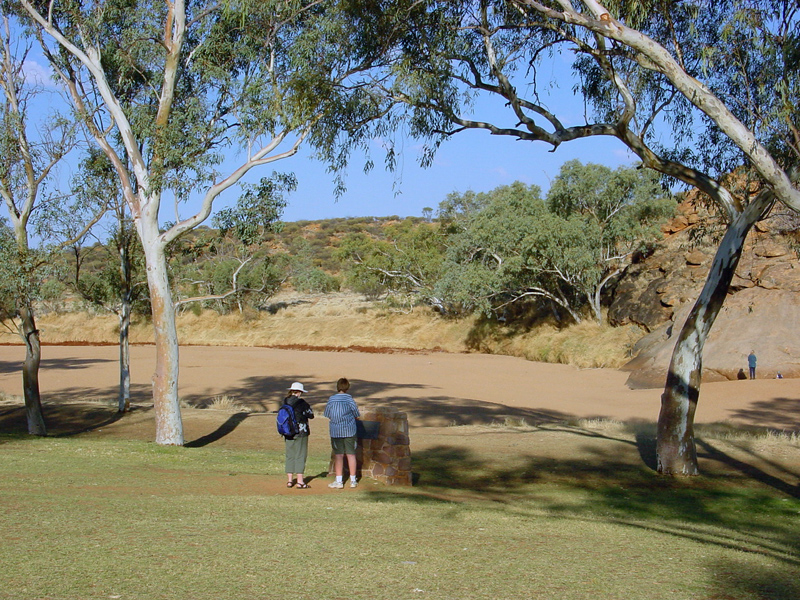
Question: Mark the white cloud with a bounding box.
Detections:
[491,166,509,179]
[22,59,56,87]
[613,147,637,163]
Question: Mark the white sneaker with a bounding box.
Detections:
[328,481,344,489]
[350,480,358,488]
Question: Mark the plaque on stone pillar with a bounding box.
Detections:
[356,419,380,439]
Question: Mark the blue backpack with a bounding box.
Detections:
[276,402,299,439]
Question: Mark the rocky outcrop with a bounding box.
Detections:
[610,198,800,388]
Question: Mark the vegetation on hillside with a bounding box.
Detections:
[41,162,675,334]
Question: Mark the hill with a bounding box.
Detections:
[17,199,800,386]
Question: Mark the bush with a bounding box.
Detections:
[293,268,341,293]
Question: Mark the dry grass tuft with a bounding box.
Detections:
[206,395,250,412]
[697,422,800,446]
[487,320,644,369]
[489,416,534,429]
[569,417,627,432]
[0,391,23,405]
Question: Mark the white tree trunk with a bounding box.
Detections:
[118,300,131,413]
[591,269,620,324]
[19,0,306,446]
[118,235,132,412]
[656,194,772,474]
[139,219,183,445]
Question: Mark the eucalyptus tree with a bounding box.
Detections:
[173,171,293,314]
[434,182,589,322]
[336,218,446,309]
[508,0,800,475]
[373,0,799,474]
[16,0,397,444]
[432,173,670,324]
[546,160,674,322]
[43,149,148,413]
[0,12,84,435]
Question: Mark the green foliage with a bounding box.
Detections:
[166,170,296,313]
[292,266,341,294]
[335,232,388,298]
[435,168,674,323]
[566,1,800,184]
[213,172,294,246]
[0,218,54,321]
[168,231,289,314]
[202,251,288,312]
[547,160,676,266]
[335,217,446,307]
[72,236,151,317]
[435,182,565,317]
[0,221,21,320]
[49,148,152,319]
[286,236,339,294]
[689,1,800,172]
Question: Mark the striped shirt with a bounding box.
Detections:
[323,393,360,438]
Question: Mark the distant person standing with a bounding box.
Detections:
[748,351,757,380]
[324,377,360,489]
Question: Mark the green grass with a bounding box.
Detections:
[1,434,798,600]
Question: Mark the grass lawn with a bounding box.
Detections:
[1,422,799,600]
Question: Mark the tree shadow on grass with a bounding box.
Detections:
[367,436,800,576]
[628,421,800,500]
[708,559,800,600]
[634,424,659,470]
[185,412,250,448]
[696,438,800,499]
[402,421,800,502]
[0,402,152,437]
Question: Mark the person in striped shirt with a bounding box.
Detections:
[324,377,360,489]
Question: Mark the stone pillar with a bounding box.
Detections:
[328,406,412,486]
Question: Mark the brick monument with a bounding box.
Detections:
[328,406,412,486]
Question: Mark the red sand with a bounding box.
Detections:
[1,344,798,430]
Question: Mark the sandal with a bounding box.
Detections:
[296,482,309,489]
[286,481,295,488]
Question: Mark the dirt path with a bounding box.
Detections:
[1,344,799,429]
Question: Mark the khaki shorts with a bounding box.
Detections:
[331,435,357,455]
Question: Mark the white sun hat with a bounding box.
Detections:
[289,382,307,393]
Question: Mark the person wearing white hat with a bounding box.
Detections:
[283,382,314,489]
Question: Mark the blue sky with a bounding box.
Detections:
[24,46,637,225]
[276,55,638,222]
[259,67,638,222]
[280,126,636,222]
